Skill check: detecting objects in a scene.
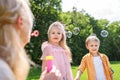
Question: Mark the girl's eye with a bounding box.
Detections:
[95,45,98,47]
[51,32,61,35]
[57,32,61,35]
[90,45,93,47]
[52,32,55,34]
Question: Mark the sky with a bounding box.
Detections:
[61,0,120,22]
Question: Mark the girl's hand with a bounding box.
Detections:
[40,65,61,80]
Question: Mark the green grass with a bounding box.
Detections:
[27,61,120,80]
[111,61,120,80]
[27,66,41,80]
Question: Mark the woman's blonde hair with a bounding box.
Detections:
[47,21,72,61]
[0,0,33,80]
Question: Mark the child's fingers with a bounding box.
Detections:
[55,69,61,80]
[49,65,62,79]
[55,69,61,77]
[50,65,56,72]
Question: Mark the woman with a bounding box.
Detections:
[0,0,34,80]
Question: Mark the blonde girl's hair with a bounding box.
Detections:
[47,21,72,61]
[85,33,100,46]
[0,0,34,80]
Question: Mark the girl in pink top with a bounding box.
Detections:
[40,21,73,80]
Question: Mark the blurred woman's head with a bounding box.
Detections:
[0,0,34,46]
[0,0,34,79]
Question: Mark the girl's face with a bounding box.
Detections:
[86,41,100,55]
[49,27,63,45]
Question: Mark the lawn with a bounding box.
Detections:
[27,61,120,80]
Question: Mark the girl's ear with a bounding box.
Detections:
[15,16,23,29]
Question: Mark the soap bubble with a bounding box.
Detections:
[101,30,108,37]
[31,30,39,37]
[73,27,80,35]
[66,31,72,38]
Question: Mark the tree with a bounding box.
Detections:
[60,8,120,65]
[25,0,62,64]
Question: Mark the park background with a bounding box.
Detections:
[26,0,120,80]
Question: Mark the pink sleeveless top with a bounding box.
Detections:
[41,42,73,80]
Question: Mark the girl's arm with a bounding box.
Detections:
[39,69,47,80]
[74,70,82,80]
[39,60,46,80]
[41,60,46,72]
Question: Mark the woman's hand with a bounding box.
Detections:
[40,65,61,80]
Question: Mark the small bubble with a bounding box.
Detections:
[101,30,108,37]
[73,27,80,35]
[66,31,72,38]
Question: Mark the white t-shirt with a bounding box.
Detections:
[93,56,106,80]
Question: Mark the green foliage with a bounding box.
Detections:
[60,9,96,65]
[60,8,120,65]
[25,0,62,64]
[25,1,120,65]
[27,66,41,80]
[105,21,120,60]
